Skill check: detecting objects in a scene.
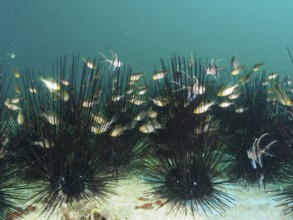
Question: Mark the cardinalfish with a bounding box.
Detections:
[110,124,130,137]
[139,120,163,133]
[17,110,24,124]
[83,58,96,70]
[99,50,122,71]
[194,101,216,114]
[251,63,263,72]
[273,84,292,106]
[218,101,233,108]
[152,71,168,80]
[91,116,117,134]
[10,97,21,104]
[129,98,146,106]
[171,72,205,101]
[231,66,244,76]
[238,63,263,84]
[217,84,238,97]
[29,87,38,94]
[235,106,248,113]
[60,79,70,86]
[4,98,21,111]
[152,97,170,107]
[134,109,157,122]
[205,59,225,78]
[136,85,148,95]
[228,91,241,100]
[247,133,276,169]
[230,54,245,75]
[130,73,144,81]
[91,113,107,124]
[238,71,254,84]
[134,108,158,122]
[231,55,240,69]
[40,77,61,91]
[267,72,278,80]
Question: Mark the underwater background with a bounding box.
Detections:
[1,0,293,75]
[1,0,293,220]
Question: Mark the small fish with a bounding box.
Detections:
[217,84,238,97]
[83,58,96,70]
[17,110,24,124]
[251,63,263,72]
[274,84,292,106]
[228,92,241,100]
[152,97,169,107]
[92,113,107,124]
[267,72,278,80]
[130,73,144,81]
[30,140,52,148]
[100,50,122,71]
[126,88,134,94]
[137,89,148,96]
[60,79,70,86]
[40,77,61,91]
[238,71,254,84]
[60,90,70,101]
[152,71,168,80]
[231,55,240,69]
[218,101,233,108]
[137,85,148,95]
[235,106,248,113]
[110,124,127,137]
[139,121,163,133]
[247,133,276,169]
[191,83,206,96]
[205,59,225,78]
[91,117,116,134]
[134,112,147,122]
[194,101,215,114]
[10,97,20,104]
[112,94,124,102]
[230,66,244,76]
[4,99,21,111]
[28,87,38,93]
[129,98,146,106]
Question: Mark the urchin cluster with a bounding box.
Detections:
[139,55,234,216]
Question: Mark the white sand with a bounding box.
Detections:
[22,177,291,220]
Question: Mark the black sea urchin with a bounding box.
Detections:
[140,54,234,216]
[93,65,148,175]
[142,130,234,216]
[0,66,27,219]
[9,56,120,217]
[214,67,293,188]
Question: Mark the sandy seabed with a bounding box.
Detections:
[22,176,291,220]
